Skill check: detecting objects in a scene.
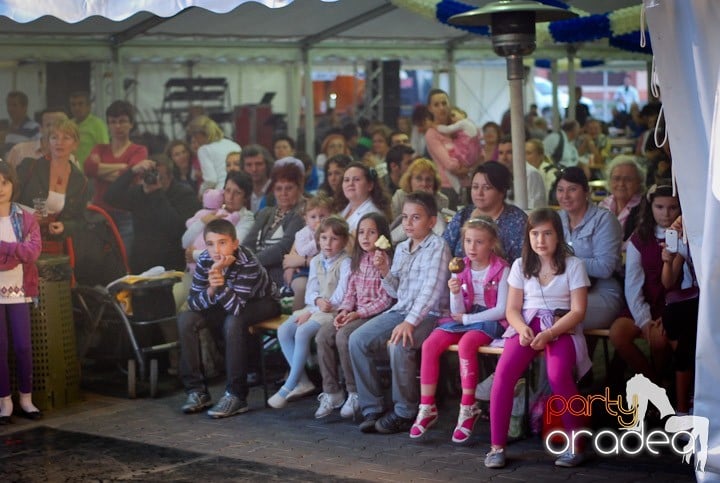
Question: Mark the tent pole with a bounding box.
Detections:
[111,46,123,105]
[286,61,300,145]
[551,59,560,131]
[567,45,576,122]
[302,48,316,159]
[507,55,528,209]
[447,46,456,102]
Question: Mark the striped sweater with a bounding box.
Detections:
[188,246,274,316]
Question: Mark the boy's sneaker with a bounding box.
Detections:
[409,404,438,439]
[314,391,345,419]
[452,403,480,444]
[359,412,382,433]
[181,392,212,414]
[340,392,360,419]
[375,410,413,434]
[484,448,506,468]
[555,450,586,467]
[207,392,248,418]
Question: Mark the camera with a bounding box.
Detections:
[143,168,159,185]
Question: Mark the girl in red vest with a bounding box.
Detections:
[410,217,509,443]
[609,185,678,384]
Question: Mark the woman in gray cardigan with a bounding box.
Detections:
[242,160,305,288]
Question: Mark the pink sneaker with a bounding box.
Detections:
[452,403,481,444]
[409,404,438,439]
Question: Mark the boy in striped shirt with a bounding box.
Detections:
[178,219,280,418]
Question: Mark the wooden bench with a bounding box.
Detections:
[249,314,289,404]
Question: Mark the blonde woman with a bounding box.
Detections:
[389,158,449,242]
[188,115,241,194]
[17,119,91,241]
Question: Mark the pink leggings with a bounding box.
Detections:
[420,329,492,390]
[490,317,582,447]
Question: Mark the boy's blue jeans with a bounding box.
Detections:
[348,310,436,419]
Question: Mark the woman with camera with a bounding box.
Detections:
[104,156,200,273]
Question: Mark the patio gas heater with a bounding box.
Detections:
[449,1,577,209]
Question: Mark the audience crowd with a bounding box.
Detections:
[0,86,697,470]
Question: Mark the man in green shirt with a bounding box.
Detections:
[69,91,108,168]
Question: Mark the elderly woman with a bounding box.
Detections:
[599,155,645,241]
[334,161,391,232]
[556,167,623,330]
[424,88,471,209]
[242,160,305,287]
[443,161,527,262]
[188,115,241,194]
[389,157,448,242]
[17,118,91,246]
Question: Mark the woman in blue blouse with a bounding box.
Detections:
[443,161,527,262]
[556,167,623,329]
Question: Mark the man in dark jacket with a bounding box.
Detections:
[104,155,200,273]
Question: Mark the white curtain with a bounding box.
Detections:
[645,1,720,479]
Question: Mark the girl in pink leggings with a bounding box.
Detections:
[411,217,509,443]
[485,208,592,469]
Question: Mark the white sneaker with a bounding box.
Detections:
[287,380,317,400]
[267,390,288,409]
[340,392,360,419]
[314,391,345,419]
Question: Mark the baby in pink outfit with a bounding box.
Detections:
[436,106,482,168]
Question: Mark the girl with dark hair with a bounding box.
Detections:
[314,212,394,420]
[555,166,623,330]
[335,161,391,232]
[0,160,42,424]
[609,185,681,386]
[318,154,351,198]
[485,208,591,469]
[443,161,527,262]
[166,139,198,192]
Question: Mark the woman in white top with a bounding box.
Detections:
[334,162,391,234]
[188,115,241,194]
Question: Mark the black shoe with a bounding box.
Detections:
[375,410,413,434]
[0,415,11,425]
[18,409,42,420]
[359,412,382,433]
